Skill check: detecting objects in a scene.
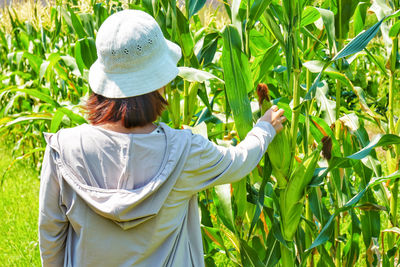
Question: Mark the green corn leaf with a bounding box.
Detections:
[252,42,279,86]
[300,6,320,27]
[176,8,194,58]
[264,232,280,267]
[231,0,242,42]
[348,134,400,160]
[304,70,323,100]
[315,8,335,51]
[0,30,8,53]
[239,239,265,267]
[58,107,87,125]
[50,109,65,133]
[198,194,213,227]
[263,10,285,48]
[178,67,224,83]
[247,155,272,240]
[324,71,378,118]
[93,3,109,29]
[67,6,88,39]
[342,211,361,267]
[313,134,400,176]
[40,53,62,82]
[353,2,369,36]
[364,47,389,77]
[309,187,332,225]
[0,114,53,128]
[22,52,43,75]
[186,0,206,19]
[201,226,230,253]
[251,236,266,263]
[75,37,97,73]
[354,161,381,248]
[307,171,400,251]
[61,55,80,76]
[315,82,336,126]
[281,148,321,240]
[197,32,220,66]
[232,177,247,234]
[0,88,60,108]
[333,16,387,61]
[221,25,253,139]
[79,13,95,38]
[213,184,236,233]
[389,20,400,37]
[334,0,359,41]
[306,13,399,100]
[248,0,272,27]
[344,171,400,209]
[50,7,62,43]
[303,60,337,73]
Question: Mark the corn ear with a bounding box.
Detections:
[280,147,321,241]
[256,84,291,188]
[267,127,292,188]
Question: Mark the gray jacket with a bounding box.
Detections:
[39,121,275,267]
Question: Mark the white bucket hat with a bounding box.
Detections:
[89,10,182,98]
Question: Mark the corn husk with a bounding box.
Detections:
[280,147,321,241]
[267,127,292,188]
[257,83,292,188]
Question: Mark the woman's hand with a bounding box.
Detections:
[260,105,286,133]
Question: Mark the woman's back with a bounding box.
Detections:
[58,124,166,190]
[40,123,202,266]
[39,121,276,266]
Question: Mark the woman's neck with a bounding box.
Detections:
[95,122,157,134]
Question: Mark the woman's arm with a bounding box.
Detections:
[38,144,69,267]
[178,107,285,193]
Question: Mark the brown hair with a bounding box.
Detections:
[85,91,168,128]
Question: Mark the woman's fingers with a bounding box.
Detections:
[259,106,287,133]
[273,108,285,119]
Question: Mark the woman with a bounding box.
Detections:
[38,9,285,267]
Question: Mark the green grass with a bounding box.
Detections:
[0,140,41,266]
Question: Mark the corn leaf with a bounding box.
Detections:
[178,67,224,83]
[308,171,400,251]
[301,6,320,27]
[221,25,253,139]
[239,239,265,267]
[213,184,235,233]
[75,37,97,72]
[186,0,206,19]
[248,0,272,27]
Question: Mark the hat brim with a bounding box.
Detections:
[89,40,182,98]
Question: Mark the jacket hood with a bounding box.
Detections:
[44,123,192,230]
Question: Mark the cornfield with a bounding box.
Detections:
[1,0,400,266]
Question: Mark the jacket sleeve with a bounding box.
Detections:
[38,143,69,267]
[178,121,276,193]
